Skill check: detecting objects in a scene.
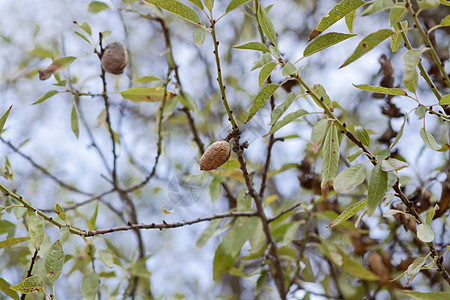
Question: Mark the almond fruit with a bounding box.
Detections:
[101,42,128,75]
[199,140,231,171]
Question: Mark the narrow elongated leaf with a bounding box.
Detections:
[121,87,175,102]
[234,42,269,52]
[441,15,450,26]
[88,203,99,231]
[439,94,450,105]
[131,76,161,84]
[389,6,408,26]
[245,84,279,123]
[334,164,366,193]
[45,240,64,283]
[196,219,222,248]
[0,106,12,135]
[281,62,297,76]
[10,275,43,294]
[71,104,79,138]
[88,1,110,14]
[231,217,258,256]
[420,128,442,151]
[145,0,201,24]
[258,5,277,46]
[0,237,29,249]
[403,291,450,300]
[321,123,340,188]
[340,29,394,68]
[390,113,408,149]
[29,215,45,250]
[362,0,395,16]
[418,0,439,9]
[226,0,251,13]
[417,223,435,242]
[345,10,357,33]
[311,119,329,153]
[204,0,213,11]
[33,90,59,105]
[55,204,66,222]
[251,53,272,71]
[367,164,388,216]
[304,33,356,57]
[309,0,365,40]
[258,61,277,87]
[81,272,100,300]
[270,92,296,125]
[187,0,203,10]
[0,278,20,300]
[267,109,308,135]
[213,231,238,280]
[312,84,332,109]
[354,124,371,147]
[405,257,426,284]
[403,49,424,93]
[193,27,206,46]
[381,158,408,172]
[99,250,114,268]
[328,199,367,228]
[353,84,408,96]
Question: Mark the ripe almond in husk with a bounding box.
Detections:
[199,140,231,171]
[101,42,128,75]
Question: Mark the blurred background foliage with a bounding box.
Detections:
[0,0,449,299]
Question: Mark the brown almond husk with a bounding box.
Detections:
[199,140,231,171]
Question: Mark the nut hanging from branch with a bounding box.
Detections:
[199,140,231,171]
[101,42,128,75]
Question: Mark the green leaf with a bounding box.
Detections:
[245,83,279,123]
[311,119,329,153]
[340,29,394,68]
[99,250,114,268]
[81,272,100,300]
[0,237,30,249]
[441,0,450,6]
[71,104,80,138]
[33,90,60,105]
[0,105,12,135]
[88,1,110,14]
[145,0,201,25]
[10,275,43,294]
[131,76,161,84]
[334,164,366,193]
[0,278,20,300]
[354,124,371,147]
[204,0,213,12]
[328,199,367,228]
[403,49,424,93]
[390,113,408,149]
[121,87,175,102]
[258,61,277,87]
[267,109,308,135]
[234,42,269,52]
[258,4,277,46]
[88,203,99,231]
[347,148,363,162]
[309,0,365,40]
[321,123,340,188]
[402,291,450,300]
[0,220,15,234]
[312,84,332,110]
[270,92,297,125]
[304,32,356,57]
[345,10,357,33]
[53,56,77,69]
[439,94,450,105]
[187,0,203,10]
[353,84,408,96]
[196,218,222,248]
[417,223,435,242]
[426,204,439,225]
[193,27,206,46]
[389,6,408,26]
[226,0,251,13]
[268,163,298,178]
[381,158,408,172]
[45,240,64,283]
[177,92,198,114]
[420,128,443,151]
[281,62,297,76]
[362,0,395,16]
[79,22,92,36]
[231,217,258,256]
[209,176,222,202]
[29,215,45,250]
[390,22,404,52]
[441,15,450,26]
[213,231,238,280]
[251,53,272,71]
[56,204,66,222]
[367,164,388,216]
[418,0,439,9]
